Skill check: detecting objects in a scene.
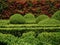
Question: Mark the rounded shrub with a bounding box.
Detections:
[10,14,25,24]
[38,18,60,26]
[24,13,36,24]
[36,15,49,23]
[37,32,60,45]
[52,10,60,21]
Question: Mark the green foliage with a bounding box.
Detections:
[36,15,49,23]
[10,14,25,24]
[24,13,36,24]
[18,31,39,45]
[52,10,60,21]
[0,20,9,25]
[38,19,60,26]
[21,31,35,38]
[37,32,60,45]
[0,33,18,45]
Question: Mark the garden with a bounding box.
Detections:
[0,0,60,45]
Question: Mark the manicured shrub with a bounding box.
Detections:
[21,31,35,38]
[0,20,9,25]
[24,13,36,24]
[18,31,39,45]
[52,10,60,21]
[37,32,60,45]
[36,15,49,23]
[10,14,25,24]
[38,18,60,26]
[0,33,18,45]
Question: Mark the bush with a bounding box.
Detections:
[38,18,60,26]
[24,13,36,24]
[21,31,35,38]
[37,32,60,45]
[0,33,18,45]
[18,31,39,45]
[36,15,49,23]
[10,14,25,24]
[52,10,60,21]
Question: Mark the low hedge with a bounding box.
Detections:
[37,32,60,45]
[24,13,36,24]
[0,32,60,45]
[0,33,18,45]
[10,14,25,24]
[52,10,60,21]
[0,20,9,25]
[38,19,60,26]
[0,24,60,37]
[0,27,60,37]
[36,15,49,23]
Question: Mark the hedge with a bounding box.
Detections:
[52,10,60,21]
[0,32,60,45]
[38,19,60,26]
[10,14,25,24]
[0,33,18,45]
[24,13,36,24]
[37,32,60,45]
[36,15,49,23]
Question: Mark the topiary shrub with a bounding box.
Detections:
[36,15,49,23]
[10,14,25,24]
[38,19,60,26]
[52,10,60,21]
[24,13,36,24]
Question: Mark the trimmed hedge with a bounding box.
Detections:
[24,13,36,24]
[10,14,25,24]
[0,32,60,45]
[37,32,60,45]
[0,20,9,25]
[17,31,39,45]
[38,19,60,26]
[36,15,49,23]
[0,33,18,45]
[52,10,60,21]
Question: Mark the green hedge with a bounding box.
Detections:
[24,13,36,24]
[0,32,60,45]
[37,32,60,45]
[0,24,60,37]
[38,19,60,26]
[10,14,25,24]
[0,20,9,25]
[36,15,49,23]
[0,33,18,45]
[52,10,60,21]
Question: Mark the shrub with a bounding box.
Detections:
[52,10,60,21]
[0,33,18,45]
[37,32,60,45]
[24,13,36,24]
[21,31,35,38]
[10,14,25,24]
[18,31,39,45]
[36,15,49,23]
[38,18,60,26]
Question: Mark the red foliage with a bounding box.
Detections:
[1,0,60,19]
